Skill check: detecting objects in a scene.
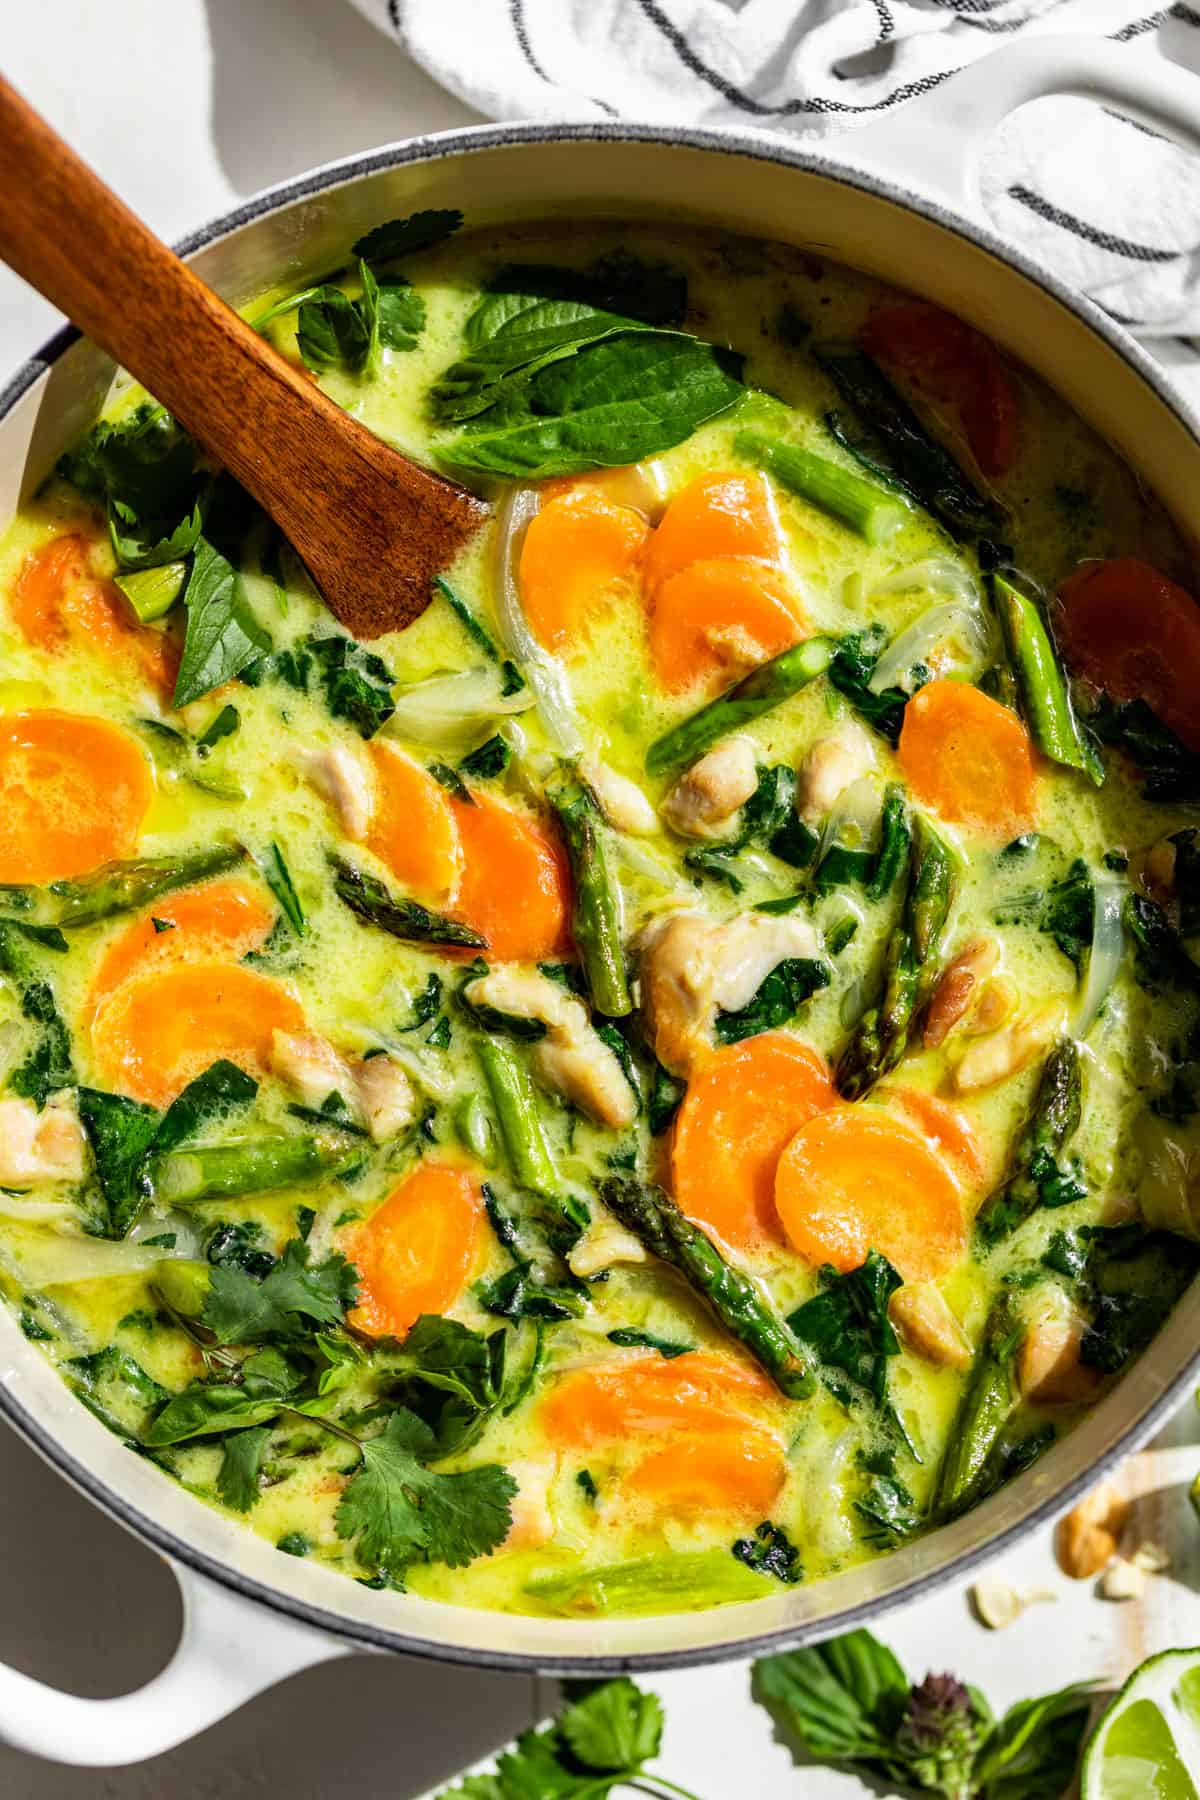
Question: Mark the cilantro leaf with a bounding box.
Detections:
[436,1677,676,1800]
[202,1238,359,1345]
[352,209,463,262]
[215,1424,271,1512]
[335,1407,515,1578]
[559,1678,664,1771]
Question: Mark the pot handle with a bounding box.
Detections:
[846,34,1200,215]
[0,1558,351,1767]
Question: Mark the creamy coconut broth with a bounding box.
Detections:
[0,217,1198,1619]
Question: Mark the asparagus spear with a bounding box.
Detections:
[329,856,486,948]
[735,428,911,544]
[813,343,1004,538]
[974,1039,1083,1248]
[837,812,957,1099]
[991,571,1103,783]
[932,1297,1021,1519]
[646,636,835,778]
[150,1132,360,1206]
[477,1037,561,1196]
[1,845,245,930]
[551,779,631,1017]
[598,1175,812,1399]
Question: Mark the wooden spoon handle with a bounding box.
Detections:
[0,74,485,638]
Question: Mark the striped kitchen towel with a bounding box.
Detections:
[348,0,1200,353]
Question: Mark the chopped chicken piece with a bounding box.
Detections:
[0,1094,86,1185]
[503,1456,560,1550]
[1019,1299,1104,1405]
[796,723,877,823]
[579,756,659,837]
[923,936,1000,1049]
[638,908,821,1074]
[463,967,636,1130]
[270,1030,351,1109]
[567,1216,649,1278]
[353,1055,415,1143]
[289,742,374,840]
[953,999,1068,1093]
[660,736,758,840]
[889,1282,972,1370]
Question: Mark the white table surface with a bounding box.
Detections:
[3,6,1200,1793]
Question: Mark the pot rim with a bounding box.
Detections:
[1,117,1196,1674]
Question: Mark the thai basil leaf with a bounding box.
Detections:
[173,536,271,709]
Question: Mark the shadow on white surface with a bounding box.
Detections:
[203,0,479,195]
[0,1422,536,1797]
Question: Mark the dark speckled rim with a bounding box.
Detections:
[1,120,1199,1678]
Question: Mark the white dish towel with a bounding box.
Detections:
[348,0,1200,373]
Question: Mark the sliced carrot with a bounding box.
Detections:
[643,471,783,594]
[648,558,804,694]
[898,679,1036,840]
[671,1032,836,1250]
[775,1105,966,1281]
[540,1351,776,1449]
[367,742,464,906]
[519,491,649,652]
[860,302,1019,479]
[1054,558,1200,754]
[88,879,276,1017]
[347,1160,482,1338]
[625,1429,786,1519]
[0,711,152,885]
[11,532,179,694]
[450,788,571,963]
[878,1085,987,1187]
[91,961,304,1106]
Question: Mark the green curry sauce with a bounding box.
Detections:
[0,214,1198,1619]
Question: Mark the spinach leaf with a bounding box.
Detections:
[828,627,911,745]
[714,957,831,1045]
[396,974,443,1033]
[155,1060,259,1157]
[459,734,510,780]
[207,1218,276,1279]
[7,980,73,1109]
[433,576,524,696]
[684,763,801,891]
[995,857,1093,969]
[1125,892,1200,996]
[145,1347,307,1445]
[437,333,744,482]
[732,1520,802,1585]
[855,1447,921,1546]
[1086,694,1200,803]
[475,1262,584,1324]
[1170,827,1200,936]
[334,1407,515,1580]
[788,1251,902,1412]
[606,1327,693,1360]
[331,857,486,948]
[242,633,396,738]
[647,1060,685,1136]
[215,1424,272,1511]
[260,841,307,937]
[351,208,463,262]
[173,536,271,709]
[76,1088,161,1239]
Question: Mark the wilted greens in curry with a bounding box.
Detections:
[1,209,1198,1617]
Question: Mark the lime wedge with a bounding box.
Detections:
[1084,1648,1200,1800]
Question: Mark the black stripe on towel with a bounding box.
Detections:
[509,0,619,116]
[1007,182,1182,261]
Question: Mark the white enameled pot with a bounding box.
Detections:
[2,36,1200,1768]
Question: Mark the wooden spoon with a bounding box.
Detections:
[0,75,488,640]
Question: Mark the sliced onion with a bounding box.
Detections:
[0,1231,180,1288]
[359,1032,455,1100]
[495,486,585,755]
[868,601,988,695]
[818,775,881,863]
[872,557,980,606]
[387,666,533,746]
[1075,878,1125,1039]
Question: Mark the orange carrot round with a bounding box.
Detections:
[648,557,804,694]
[643,471,783,594]
[347,1161,482,1338]
[0,710,153,884]
[540,1351,775,1448]
[12,533,179,694]
[450,789,571,962]
[88,879,276,1017]
[860,302,1019,479]
[898,679,1036,840]
[878,1085,987,1187]
[91,962,304,1106]
[1054,557,1200,753]
[625,1429,786,1519]
[671,1032,836,1249]
[775,1105,966,1281]
[519,490,649,652]
[367,743,463,905]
